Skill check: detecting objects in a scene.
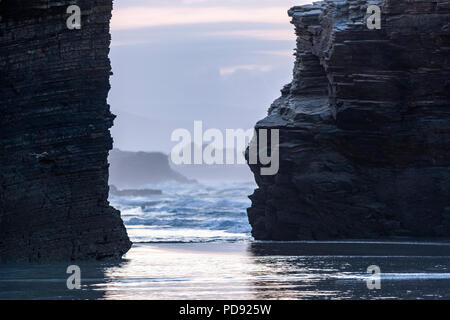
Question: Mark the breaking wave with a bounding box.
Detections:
[109,181,255,243]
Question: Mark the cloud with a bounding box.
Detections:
[255,49,294,57]
[111,39,154,47]
[207,29,295,41]
[219,64,273,76]
[111,6,291,30]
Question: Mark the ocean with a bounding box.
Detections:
[1,181,450,300]
[113,181,254,244]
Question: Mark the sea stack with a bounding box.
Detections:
[0,0,131,262]
[247,0,450,240]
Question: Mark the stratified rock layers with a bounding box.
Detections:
[0,1,131,262]
[248,0,450,240]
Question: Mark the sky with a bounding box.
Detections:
[108,0,313,153]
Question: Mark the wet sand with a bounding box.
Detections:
[1,241,450,300]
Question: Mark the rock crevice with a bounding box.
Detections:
[248,0,450,240]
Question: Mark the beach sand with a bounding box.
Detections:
[1,241,450,300]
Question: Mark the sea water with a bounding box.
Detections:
[113,181,254,243]
[1,181,450,300]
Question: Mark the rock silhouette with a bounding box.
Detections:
[247,0,450,240]
[0,1,131,262]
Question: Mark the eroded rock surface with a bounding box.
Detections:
[248,0,450,240]
[0,1,131,262]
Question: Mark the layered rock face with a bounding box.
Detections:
[248,0,450,240]
[0,1,131,262]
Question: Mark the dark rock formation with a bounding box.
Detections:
[109,149,194,189]
[248,0,450,240]
[0,1,131,262]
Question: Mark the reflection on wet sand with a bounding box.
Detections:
[1,241,450,300]
[247,241,450,300]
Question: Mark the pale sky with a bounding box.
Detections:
[108,0,313,153]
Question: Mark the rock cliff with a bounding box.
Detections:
[248,0,450,240]
[109,149,193,189]
[0,1,131,262]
